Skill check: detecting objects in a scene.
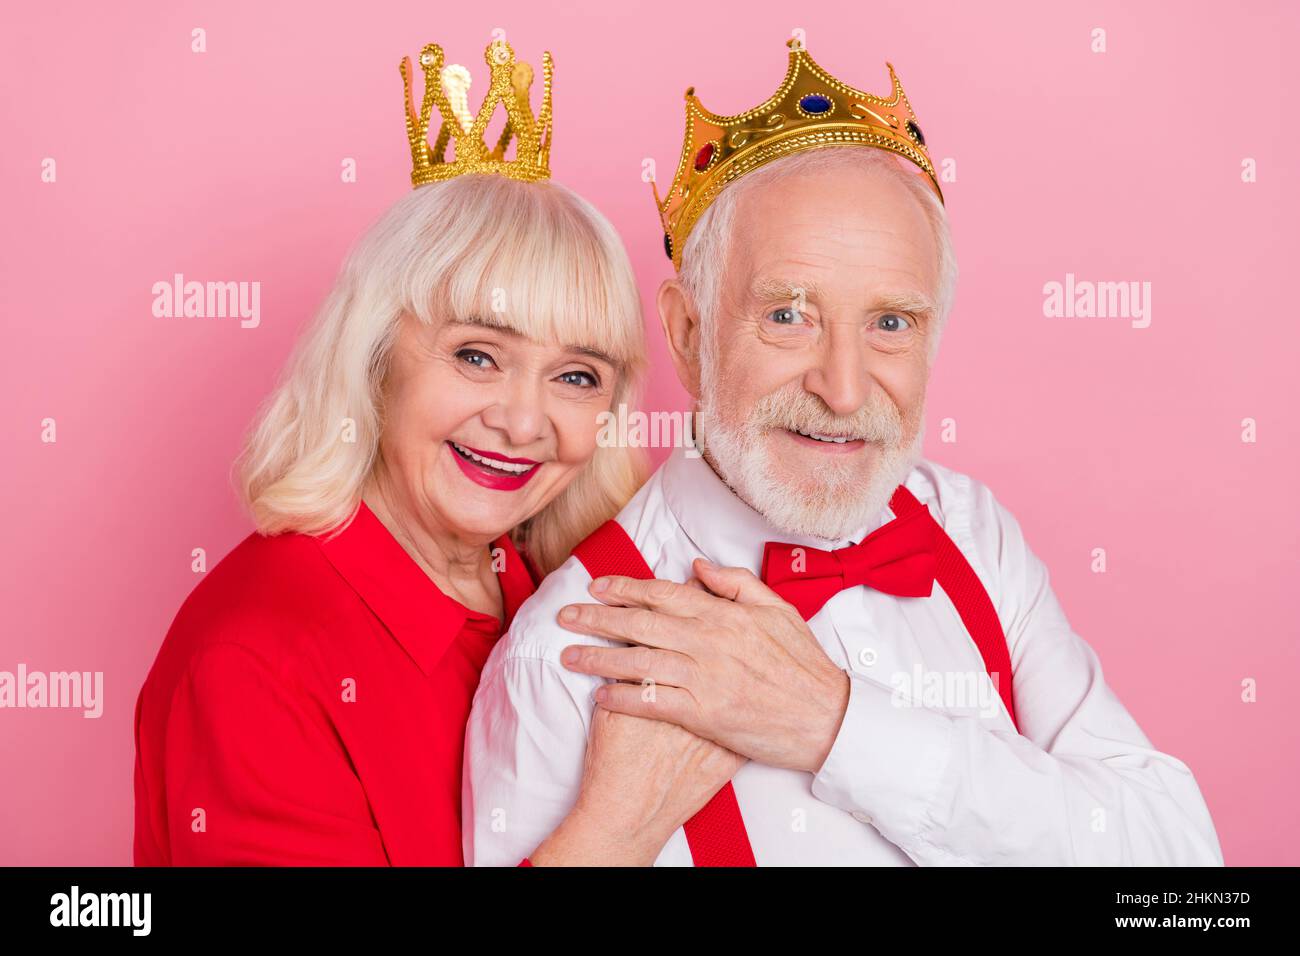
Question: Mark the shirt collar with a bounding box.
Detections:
[315,501,535,676]
[658,446,897,574]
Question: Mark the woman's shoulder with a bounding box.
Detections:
[149,529,349,685]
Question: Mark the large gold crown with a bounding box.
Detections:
[654,39,943,269]
[400,39,553,186]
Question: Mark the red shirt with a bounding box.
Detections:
[133,502,536,865]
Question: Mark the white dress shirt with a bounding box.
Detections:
[463,448,1223,866]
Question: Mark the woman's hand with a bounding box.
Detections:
[527,704,745,866]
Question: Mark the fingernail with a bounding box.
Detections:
[559,606,578,623]
[561,647,580,665]
[590,577,610,593]
[593,686,608,703]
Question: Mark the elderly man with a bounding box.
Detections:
[463,40,1223,866]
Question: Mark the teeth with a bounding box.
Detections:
[451,442,537,474]
[795,429,854,444]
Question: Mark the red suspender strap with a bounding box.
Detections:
[572,521,758,867]
[569,493,1018,867]
[888,485,1019,731]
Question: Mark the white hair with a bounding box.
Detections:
[235,174,647,574]
[678,146,957,367]
[679,147,948,539]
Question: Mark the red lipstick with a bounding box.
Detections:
[446,441,542,491]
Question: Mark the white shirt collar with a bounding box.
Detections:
[658,446,899,574]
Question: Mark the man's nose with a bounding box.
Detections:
[803,326,871,416]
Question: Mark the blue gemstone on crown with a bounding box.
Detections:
[799,94,832,115]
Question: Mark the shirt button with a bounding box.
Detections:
[852,811,872,824]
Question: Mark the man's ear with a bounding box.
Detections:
[657,278,702,399]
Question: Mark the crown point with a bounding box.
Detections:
[511,61,534,96]
[403,39,554,187]
[441,64,475,134]
[653,37,944,272]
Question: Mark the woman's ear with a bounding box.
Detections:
[657,279,702,399]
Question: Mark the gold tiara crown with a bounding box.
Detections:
[654,38,943,270]
[400,39,553,186]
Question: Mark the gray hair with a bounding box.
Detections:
[677,146,957,367]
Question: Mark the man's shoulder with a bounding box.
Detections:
[498,554,600,664]
[905,458,1042,607]
[492,466,675,670]
[903,457,1007,534]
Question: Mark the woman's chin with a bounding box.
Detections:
[435,500,521,542]
[428,463,544,539]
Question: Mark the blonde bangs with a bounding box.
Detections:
[237,172,649,574]
[404,175,645,375]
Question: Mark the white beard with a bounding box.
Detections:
[696,362,926,541]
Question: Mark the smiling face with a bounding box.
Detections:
[372,310,616,546]
[665,158,941,539]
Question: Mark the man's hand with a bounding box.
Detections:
[557,559,851,774]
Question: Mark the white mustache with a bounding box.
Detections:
[748,386,904,446]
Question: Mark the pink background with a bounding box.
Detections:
[2,0,1297,865]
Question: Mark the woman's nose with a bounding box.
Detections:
[479,379,548,449]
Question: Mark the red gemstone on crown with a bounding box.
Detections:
[694,143,715,171]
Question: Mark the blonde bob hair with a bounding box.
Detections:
[235,174,648,575]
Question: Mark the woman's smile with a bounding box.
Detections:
[446,440,543,491]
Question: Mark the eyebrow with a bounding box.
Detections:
[449,315,617,366]
[449,314,524,336]
[874,290,938,319]
[567,345,618,366]
[748,279,936,319]
[749,277,823,303]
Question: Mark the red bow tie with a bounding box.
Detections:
[760,505,937,619]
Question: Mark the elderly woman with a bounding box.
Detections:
[132,165,739,865]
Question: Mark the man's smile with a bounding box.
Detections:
[780,427,868,453]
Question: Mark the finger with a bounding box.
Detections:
[587,574,724,620]
[557,602,693,651]
[594,681,695,727]
[692,558,787,607]
[561,644,693,688]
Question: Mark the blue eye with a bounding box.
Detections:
[457,349,495,368]
[557,370,598,388]
[767,307,806,325]
[877,313,911,332]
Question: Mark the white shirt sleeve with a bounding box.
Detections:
[461,649,593,866]
[462,559,611,867]
[810,478,1225,866]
